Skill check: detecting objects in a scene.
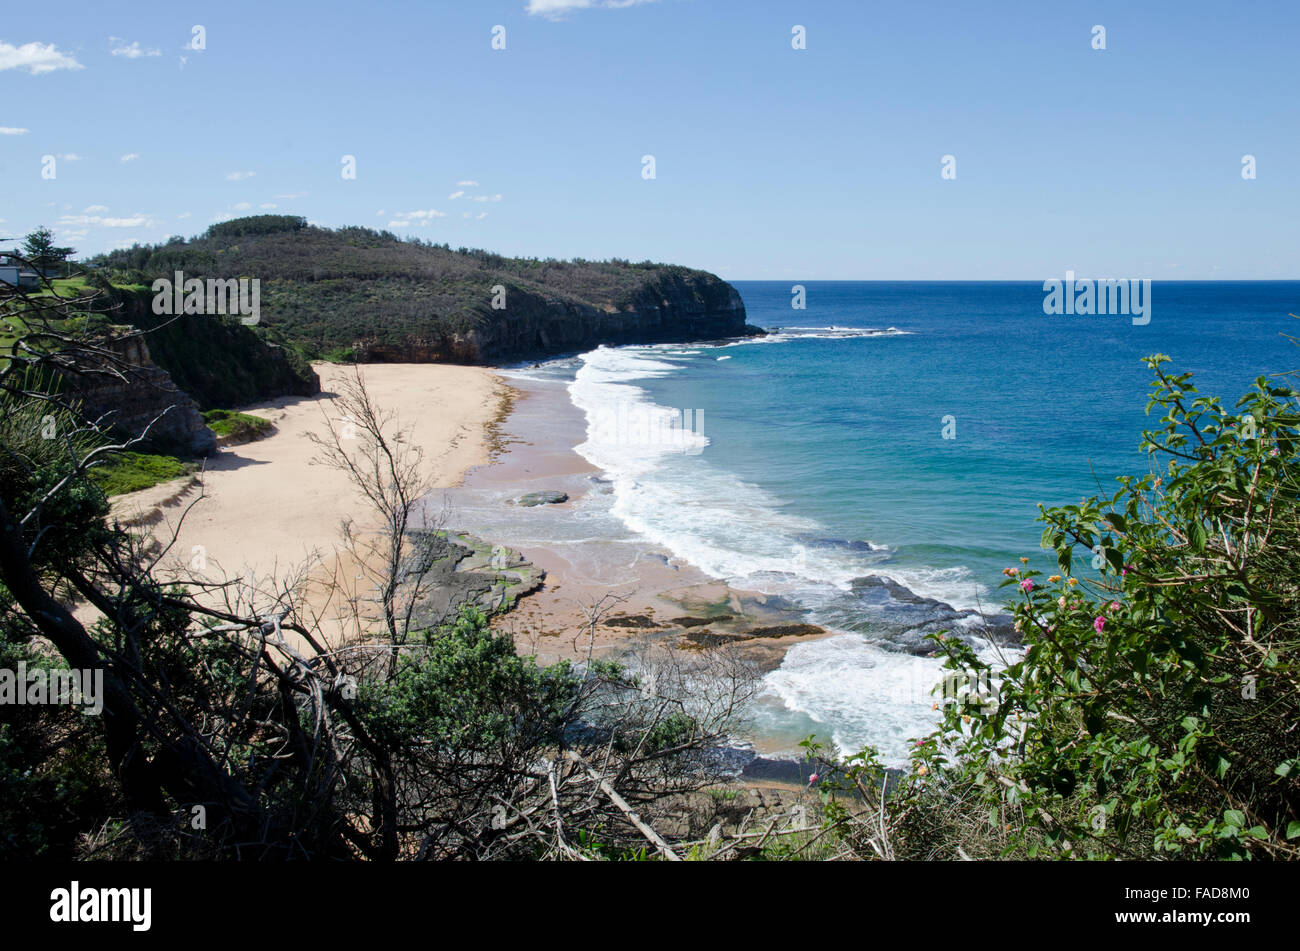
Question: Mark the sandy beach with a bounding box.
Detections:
[102,362,509,642]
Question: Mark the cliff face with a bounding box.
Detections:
[110,293,320,409]
[353,272,757,364]
[63,336,217,456]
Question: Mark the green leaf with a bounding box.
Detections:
[1104,547,1125,574]
[1187,520,1207,552]
[1224,809,1245,828]
[1287,821,1300,841]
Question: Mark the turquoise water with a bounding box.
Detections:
[508,281,1300,760]
[651,281,1300,601]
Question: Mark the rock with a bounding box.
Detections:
[602,614,658,629]
[745,624,826,639]
[60,335,216,456]
[515,490,568,507]
[669,615,726,628]
[844,574,1018,654]
[403,530,545,626]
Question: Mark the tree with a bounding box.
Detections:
[21,226,75,271]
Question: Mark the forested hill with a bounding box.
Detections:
[90,216,759,364]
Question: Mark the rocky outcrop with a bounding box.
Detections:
[514,490,568,507]
[61,336,217,456]
[353,271,761,365]
[845,575,1017,654]
[405,530,545,626]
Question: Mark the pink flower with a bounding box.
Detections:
[1110,601,1121,612]
[808,773,819,785]
[1094,616,1105,634]
[1058,596,1067,609]
[1019,579,1034,593]
[1121,567,1129,577]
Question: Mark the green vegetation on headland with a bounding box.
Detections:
[89,215,759,364]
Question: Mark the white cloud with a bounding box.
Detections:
[274,191,305,199]
[470,194,503,202]
[390,209,446,227]
[58,213,157,228]
[457,180,479,187]
[120,152,139,162]
[177,212,192,219]
[259,202,278,209]
[527,0,655,16]
[448,190,464,200]
[0,127,29,135]
[83,204,109,213]
[0,41,84,75]
[528,0,592,14]
[232,202,252,211]
[226,170,255,181]
[476,212,488,220]
[57,153,81,161]
[110,38,161,59]
[60,228,89,239]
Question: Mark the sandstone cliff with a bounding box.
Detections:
[61,335,217,456]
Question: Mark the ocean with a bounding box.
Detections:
[490,281,1300,764]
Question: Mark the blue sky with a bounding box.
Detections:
[2,0,1297,279]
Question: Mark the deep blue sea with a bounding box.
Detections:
[506,281,1300,761]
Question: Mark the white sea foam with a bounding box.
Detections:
[762,634,1012,764]
[719,325,912,348]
